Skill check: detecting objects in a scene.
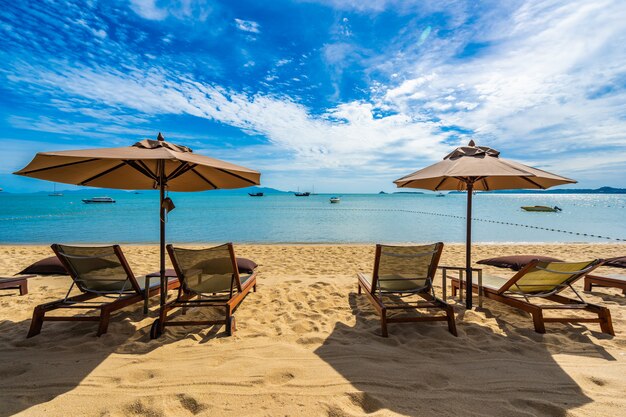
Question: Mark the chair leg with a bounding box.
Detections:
[380,308,388,337]
[446,305,458,337]
[598,308,615,336]
[357,283,362,294]
[531,310,546,334]
[27,306,45,338]
[225,305,235,336]
[96,309,111,337]
[253,283,257,292]
[19,281,28,296]
[584,280,592,292]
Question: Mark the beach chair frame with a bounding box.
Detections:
[357,243,457,337]
[584,274,626,295]
[0,275,31,295]
[449,259,614,335]
[27,244,178,338]
[150,243,257,339]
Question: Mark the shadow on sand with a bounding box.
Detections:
[314,292,614,417]
[0,301,230,417]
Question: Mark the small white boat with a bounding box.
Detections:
[49,183,63,197]
[521,205,561,212]
[82,196,116,204]
[329,197,340,203]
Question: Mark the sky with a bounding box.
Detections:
[1,0,625,193]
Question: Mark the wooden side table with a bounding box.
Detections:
[437,266,483,308]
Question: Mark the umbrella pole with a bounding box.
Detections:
[465,181,473,309]
[159,161,166,308]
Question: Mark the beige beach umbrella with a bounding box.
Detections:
[14,133,260,330]
[394,140,575,308]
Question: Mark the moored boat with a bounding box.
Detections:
[521,205,561,212]
[48,183,63,196]
[329,197,340,203]
[248,192,264,197]
[294,192,310,197]
[82,196,116,204]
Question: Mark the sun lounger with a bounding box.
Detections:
[0,275,33,295]
[357,243,457,337]
[149,243,257,339]
[27,244,179,337]
[585,274,626,295]
[449,260,614,335]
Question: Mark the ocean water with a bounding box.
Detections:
[0,192,625,244]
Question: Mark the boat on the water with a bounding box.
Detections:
[329,197,340,203]
[49,184,63,197]
[294,192,310,197]
[521,205,562,212]
[248,192,264,197]
[82,196,116,204]
[436,192,445,197]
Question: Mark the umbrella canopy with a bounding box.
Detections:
[394,140,575,308]
[14,134,260,191]
[14,133,260,337]
[395,141,575,191]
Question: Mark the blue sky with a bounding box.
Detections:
[1,0,625,193]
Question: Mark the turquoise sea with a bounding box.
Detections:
[0,192,625,244]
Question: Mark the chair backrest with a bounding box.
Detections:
[371,243,443,294]
[52,244,140,294]
[498,259,601,295]
[167,243,241,295]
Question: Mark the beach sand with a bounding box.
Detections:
[0,243,625,417]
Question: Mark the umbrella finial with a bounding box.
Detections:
[157,132,165,142]
[468,140,476,147]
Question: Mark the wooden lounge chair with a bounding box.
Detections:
[150,243,257,339]
[357,243,457,337]
[449,260,614,335]
[585,274,626,295]
[27,244,179,338]
[0,275,32,295]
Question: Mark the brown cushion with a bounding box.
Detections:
[605,257,626,268]
[146,258,257,278]
[236,257,258,274]
[17,256,69,276]
[477,255,563,271]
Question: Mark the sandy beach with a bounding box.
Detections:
[1,243,625,417]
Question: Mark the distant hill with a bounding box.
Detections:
[9,186,289,195]
[450,186,626,194]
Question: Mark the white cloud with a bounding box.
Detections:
[375,0,626,177]
[234,18,261,34]
[5,0,626,191]
[129,0,168,20]
[129,0,213,21]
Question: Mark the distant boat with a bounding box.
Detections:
[82,196,116,204]
[49,184,63,197]
[521,205,562,212]
[248,192,264,197]
[294,192,310,197]
[436,192,445,197]
[329,197,340,203]
[134,191,141,194]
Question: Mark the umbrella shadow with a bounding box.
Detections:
[0,303,180,417]
[313,292,607,417]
